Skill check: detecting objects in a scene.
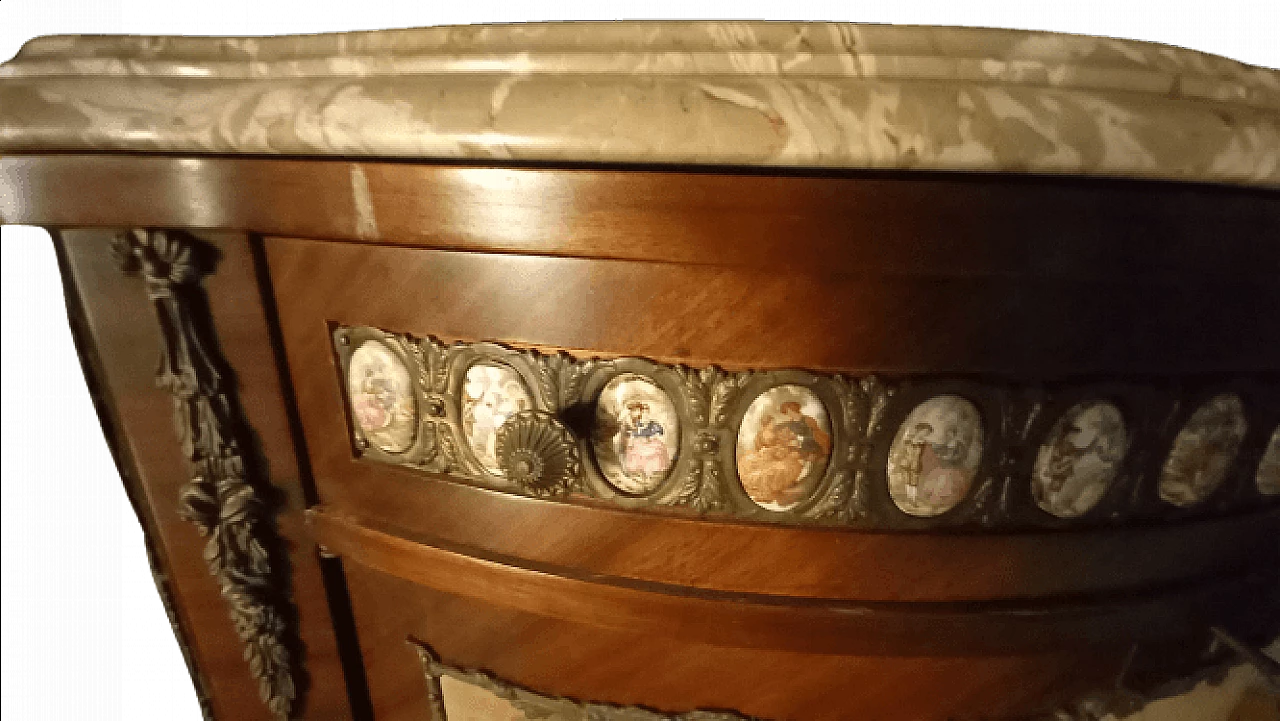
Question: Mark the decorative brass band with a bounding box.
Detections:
[334,325,1279,531]
[116,230,299,719]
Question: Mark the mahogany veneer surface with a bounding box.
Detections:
[4,156,1276,721]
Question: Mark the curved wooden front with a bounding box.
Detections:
[302,461,1280,604]
[239,157,1280,719]
[265,233,1280,599]
[5,153,1274,720]
[5,155,1279,375]
[306,506,1277,655]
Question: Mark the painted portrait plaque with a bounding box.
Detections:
[735,385,832,511]
[347,340,417,454]
[887,395,984,517]
[592,374,680,494]
[461,363,533,475]
[1158,394,1247,507]
[1254,427,1280,497]
[1031,401,1127,518]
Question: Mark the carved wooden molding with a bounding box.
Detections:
[115,229,299,719]
[411,640,757,720]
[335,325,1279,531]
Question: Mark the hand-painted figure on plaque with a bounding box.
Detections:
[887,395,984,517]
[1257,428,1280,497]
[462,363,533,474]
[736,386,832,510]
[593,374,680,494]
[352,375,397,433]
[900,423,966,508]
[1158,394,1248,507]
[347,340,417,453]
[620,402,672,478]
[1032,402,1127,518]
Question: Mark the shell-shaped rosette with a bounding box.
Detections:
[495,410,583,497]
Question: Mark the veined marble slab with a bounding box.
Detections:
[1,21,1277,187]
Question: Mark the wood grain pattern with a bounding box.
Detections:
[3,155,1276,277]
[337,561,1153,721]
[307,506,1278,656]
[10,150,1275,720]
[266,235,1280,603]
[307,459,1280,604]
[4,154,1279,373]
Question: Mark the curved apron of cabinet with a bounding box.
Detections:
[2,21,1278,721]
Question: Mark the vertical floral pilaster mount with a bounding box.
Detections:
[114,229,299,720]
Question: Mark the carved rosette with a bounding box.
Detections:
[116,229,298,720]
[334,325,1279,532]
[495,410,583,497]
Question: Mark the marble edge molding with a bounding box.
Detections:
[1,21,1278,187]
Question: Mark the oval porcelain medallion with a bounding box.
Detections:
[735,385,832,511]
[592,373,681,495]
[1157,393,1248,508]
[886,395,984,518]
[1031,401,1127,518]
[461,362,534,475]
[347,340,417,453]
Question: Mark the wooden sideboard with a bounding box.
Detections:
[2,21,1278,721]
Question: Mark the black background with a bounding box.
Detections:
[2,11,1269,721]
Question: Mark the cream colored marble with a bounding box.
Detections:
[1,21,1277,186]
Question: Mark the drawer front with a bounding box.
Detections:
[264,220,1278,721]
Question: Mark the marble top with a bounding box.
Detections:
[1,21,1277,187]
